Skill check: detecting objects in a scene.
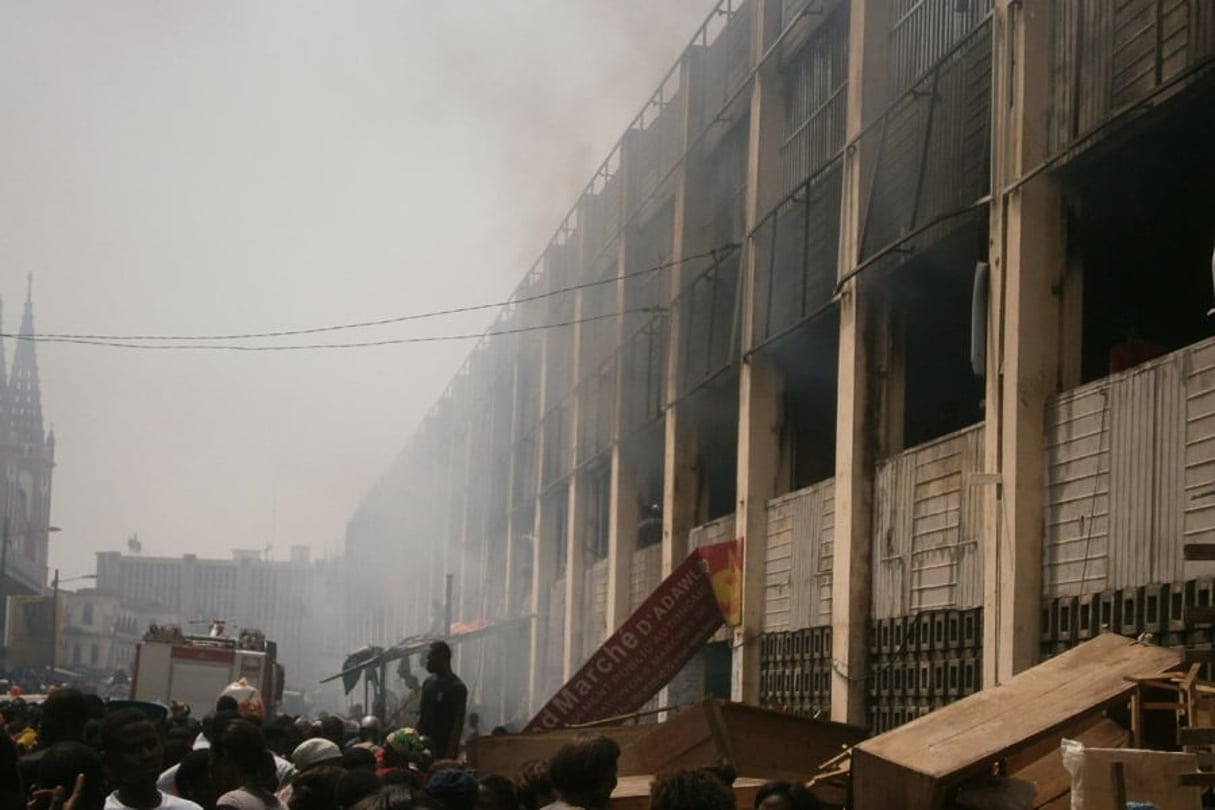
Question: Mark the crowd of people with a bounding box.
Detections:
[0,642,821,810]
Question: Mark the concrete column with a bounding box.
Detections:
[661,56,698,580]
[732,0,787,704]
[983,1,1065,684]
[561,260,588,679]
[607,213,636,633]
[525,337,551,714]
[830,0,892,726]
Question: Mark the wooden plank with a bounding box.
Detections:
[1178,726,1215,745]
[1183,543,1215,560]
[854,635,1180,779]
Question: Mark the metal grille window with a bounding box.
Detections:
[623,68,683,219]
[689,0,755,139]
[541,401,570,490]
[889,0,994,97]
[576,358,617,468]
[781,3,849,196]
[1048,0,1215,156]
[752,159,843,348]
[857,15,992,265]
[677,247,743,397]
[619,314,669,438]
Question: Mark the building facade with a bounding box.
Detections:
[95,549,350,698]
[350,0,1215,732]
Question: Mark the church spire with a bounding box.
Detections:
[11,277,44,447]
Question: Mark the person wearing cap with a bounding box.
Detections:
[275,738,343,805]
[425,768,478,810]
[379,728,430,781]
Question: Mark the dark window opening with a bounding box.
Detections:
[692,377,740,522]
[545,488,568,575]
[703,641,732,700]
[1069,85,1215,384]
[626,427,666,550]
[587,464,611,561]
[772,309,840,492]
[893,220,987,449]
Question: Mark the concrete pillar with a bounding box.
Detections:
[983,0,1065,684]
[732,0,787,704]
[607,211,636,633]
[830,0,892,726]
[561,254,588,679]
[661,55,698,580]
[525,337,551,714]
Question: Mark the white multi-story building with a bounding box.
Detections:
[94,549,349,695]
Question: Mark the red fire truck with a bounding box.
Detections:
[130,622,282,717]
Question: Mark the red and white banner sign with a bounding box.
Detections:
[523,539,741,732]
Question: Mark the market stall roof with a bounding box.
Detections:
[320,615,531,685]
[851,633,1181,810]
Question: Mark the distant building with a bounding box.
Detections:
[94,550,348,692]
[0,285,56,598]
[57,589,175,676]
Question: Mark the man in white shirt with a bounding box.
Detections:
[102,709,203,810]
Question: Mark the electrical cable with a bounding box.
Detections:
[1,309,658,352]
[22,245,737,344]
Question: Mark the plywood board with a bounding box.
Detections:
[1068,747,1199,810]
[852,634,1180,809]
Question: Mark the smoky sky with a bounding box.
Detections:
[0,1,714,578]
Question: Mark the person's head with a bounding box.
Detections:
[101,709,163,793]
[358,715,382,743]
[263,724,293,758]
[548,733,620,810]
[702,760,736,788]
[36,742,107,810]
[320,715,347,746]
[383,728,431,771]
[380,768,421,791]
[352,787,413,810]
[335,769,381,810]
[288,766,344,810]
[649,769,735,810]
[476,774,516,810]
[208,718,268,793]
[203,710,242,745]
[176,749,218,810]
[753,781,819,810]
[39,688,89,745]
[425,768,478,810]
[292,738,344,774]
[514,759,553,810]
[216,696,240,714]
[424,643,452,675]
[343,746,377,773]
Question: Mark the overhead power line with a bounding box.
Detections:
[2,309,664,352]
[24,244,740,344]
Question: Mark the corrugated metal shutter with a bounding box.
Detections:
[873,424,984,617]
[631,544,663,611]
[585,559,610,652]
[546,578,566,694]
[1044,385,1111,596]
[1044,348,1191,596]
[1185,341,1215,557]
[689,514,737,549]
[764,494,795,631]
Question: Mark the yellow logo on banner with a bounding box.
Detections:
[699,538,743,627]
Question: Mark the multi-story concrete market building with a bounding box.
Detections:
[349,0,1215,731]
